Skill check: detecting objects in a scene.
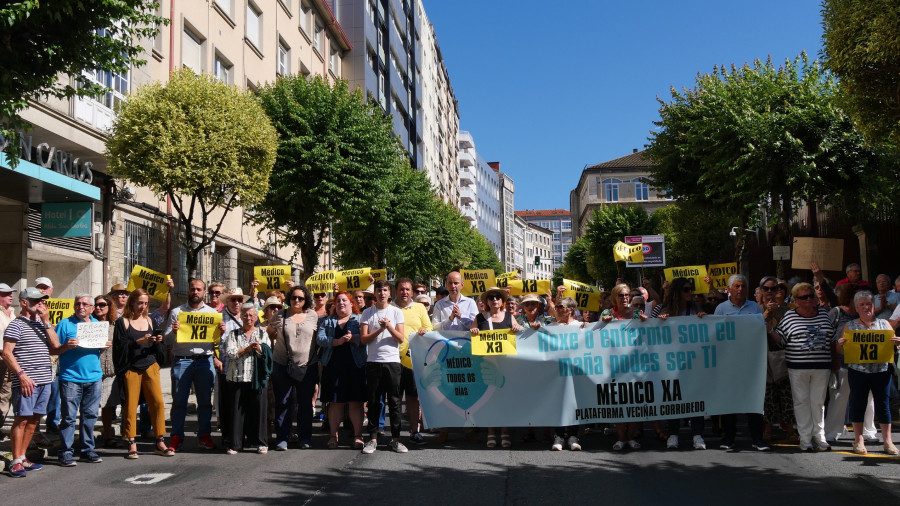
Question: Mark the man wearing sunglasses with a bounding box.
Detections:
[2,287,63,477]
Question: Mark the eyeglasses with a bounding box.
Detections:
[314,293,327,298]
[760,286,776,292]
[422,303,430,308]
[682,286,693,293]
[415,289,427,294]
[795,294,815,301]
[209,291,222,296]
[486,295,502,300]
[290,296,305,302]
[555,305,567,310]
[616,294,627,298]
[74,302,93,307]
[269,305,283,311]
[95,302,109,308]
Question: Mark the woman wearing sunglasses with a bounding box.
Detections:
[759,276,797,443]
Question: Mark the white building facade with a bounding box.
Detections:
[458,131,501,257]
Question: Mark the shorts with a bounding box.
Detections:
[12,383,52,417]
[100,376,121,408]
[401,366,418,398]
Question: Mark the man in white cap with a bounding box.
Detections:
[217,287,249,450]
[0,282,16,440]
[34,278,52,297]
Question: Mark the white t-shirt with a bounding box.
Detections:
[361,305,405,363]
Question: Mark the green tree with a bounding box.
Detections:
[106,69,278,278]
[254,75,403,277]
[646,53,886,276]
[561,237,593,284]
[1,1,165,164]
[460,227,504,275]
[581,205,654,287]
[386,199,474,280]
[651,202,735,267]
[821,0,900,147]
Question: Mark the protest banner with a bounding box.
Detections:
[305,267,386,293]
[254,265,291,291]
[460,269,497,297]
[505,279,551,296]
[496,270,519,281]
[614,241,644,263]
[471,329,517,356]
[305,270,336,294]
[410,315,766,427]
[76,321,110,348]
[791,237,844,272]
[664,265,710,294]
[125,265,171,302]
[842,329,896,364]
[176,311,222,343]
[707,263,738,291]
[46,299,74,326]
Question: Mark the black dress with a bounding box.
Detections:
[321,322,366,403]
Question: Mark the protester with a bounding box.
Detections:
[33,278,57,444]
[267,285,319,450]
[415,294,432,313]
[208,282,226,311]
[313,292,329,317]
[113,289,173,458]
[317,292,365,449]
[0,283,16,442]
[55,294,108,466]
[759,276,796,443]
[769,282,837,451]
[873,274,899,319]
[108,283,129,318]
[506,296,520,316]
[93,295,120,448]
[223,302,272,454]
[836,263,870,289]
[218,287,250,450]
[549,296,582,452]
[835,291,900,455]
[394,279,433,445]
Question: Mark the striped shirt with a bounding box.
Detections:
[775,308,835,369]
[3,317,53,387]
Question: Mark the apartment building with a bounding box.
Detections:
[457,131,501,257]
[515,209,573,272]
[524,223,553,280]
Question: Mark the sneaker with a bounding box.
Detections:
[692,435,706,450]
[80,451,102,463]
[799,441,813,451]
[7,462,26,478]
[411,432,426,446]
[719,439,734,450]
[752,441,771,451]
[22,458,43,471]
[169,434,184,452]
[551,435,564,451]
[225,449,238,455]
[275,441,288,451]
[567,436,582,451]
[667,435,679,449]
[362,440,378,454]
[390,440,408,453]
[300,442,311,449]
[814,440,831,452]
[257,446,268,454]
[198,433,217,450]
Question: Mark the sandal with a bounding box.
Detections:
[353,437,365,450]
[884,443,899,456]
[155,437,175,457]
[126,439,139,459]
[612,440,626,451]
[327,438,338,449]
[628,439,641,450]
[486,434,497,448]
[501,434,512,448]
[852,441,868,455]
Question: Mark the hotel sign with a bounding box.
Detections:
[41,202,92,238]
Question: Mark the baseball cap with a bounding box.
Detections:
[20,287,49,300]
[34,277,53,288]
[0,283,15,293]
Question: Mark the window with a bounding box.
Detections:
[562,221,572,231]
[175,243,203,296]
[212,250,228,285]
[300,1,312,36]
[246,3,262,49]
[81,64,129,111]
[314,22,323,53]
[214,52,232,83]
[277,40,290,75]
[214,0,232,17]
[553,233,561,242]
[124,221,159,281]
[330,46,339,74]
[182,27,204,72]
[603,178,621,202]
[632,178,649,201]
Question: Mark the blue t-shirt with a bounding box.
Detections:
[56,314,103,383]
[714,299,762,315]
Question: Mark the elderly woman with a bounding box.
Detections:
[94,295,120,448]
[112,289,173,458]
[471,287,521,448]
[836,291,900,455]
[769,282,837,451]
[267,285,319,450]
[601,283,647,451]
[223,302,272,454]
[414,294,432,313]
[506,296,520,316]
[317,292,365,449]
[759,275,796,443]
[549,297,583,452]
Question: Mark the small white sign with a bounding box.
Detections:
[125,473,174,485]
[76,321,110,348]
[772,245,791,261]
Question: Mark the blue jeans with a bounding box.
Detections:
[59,379,102,455]
[47,376,60,428]
[271,362,318,445]
[170,357,215,437]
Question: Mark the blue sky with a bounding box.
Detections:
[424,0,825,211]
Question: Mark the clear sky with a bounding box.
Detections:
[424,0,825,211]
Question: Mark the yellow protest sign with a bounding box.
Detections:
[614,241,644,263]
[336,268,373,291]
[254,265,291,291]
[46,299,74,326]
[663,265,710,294]
[496,270,519,280]
[471,329,517,355]
[460,269,497,296]
[506,279,551,296]
[258,309,266,323]
[561,279,602,310]
[400,336,413,369]
[305,270,336,293]
[707,263,738,291]
[563,279,596,293]
[370,269,386,283]
[125,265,171,302]
[842,329,896,364]
[176,311,222,343]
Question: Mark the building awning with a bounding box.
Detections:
[1,154,100,202]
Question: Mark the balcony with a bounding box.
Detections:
[459,131,474,150]
[458,149,474,167]
[459,185,475,205]
[461,204,476,223]
[459,165,475,185]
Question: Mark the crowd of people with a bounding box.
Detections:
[1,262,899,478]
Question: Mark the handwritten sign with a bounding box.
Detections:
[842,329,896,364]
[125,265,171,302]
[46,299,74,326]
[76,321,111,348]
[505,279,551,296]
[254,265,291,291]
[461,269,497,296]
[305,270,336,293]
[614,241,644,263]
[663,265,710,294]
[791,237,844,272]
[708,263,738,291]
[472,329,517,355]
[176,311,222,343]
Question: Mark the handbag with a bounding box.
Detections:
[281,309,310,382]
[767,349,788,384]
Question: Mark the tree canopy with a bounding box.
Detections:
[651,202,735,267]
[1,0,165,164]
[106,69,278,277]
[821,0,900,147]
[579,205,654,287]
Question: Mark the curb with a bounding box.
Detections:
[0,447,50,473]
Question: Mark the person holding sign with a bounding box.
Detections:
[835,291,900,455]
[223,302,272,454]
[164,279,223,452]
[113,289,173,459]
[54,294,108,466]
[471,287,521,449]
[769,283,838,452]
[317,292,365,449]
